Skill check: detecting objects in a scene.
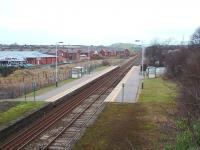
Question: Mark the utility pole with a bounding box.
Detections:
[55,42,63,87]
[24,84,26,101]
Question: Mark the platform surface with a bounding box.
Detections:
[45,66,117,102]
[104,66,141,103]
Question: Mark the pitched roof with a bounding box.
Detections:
[0,51,55,61]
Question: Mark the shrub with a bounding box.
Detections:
[102,60,110,66]
[176,120,188,130]
[0,66,17,77]
[193,120,200,146]
[175,130,193,150]
[165,119,200,150]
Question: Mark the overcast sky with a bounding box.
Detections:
[0,0,200,45]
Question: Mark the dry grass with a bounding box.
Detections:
[0,59,125,99]
[0,66,70,85]
[0,66,71,99]
[0,59,123,86]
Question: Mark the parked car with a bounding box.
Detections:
[19,63,35,68]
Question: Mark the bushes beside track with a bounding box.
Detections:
[0,66,17,77]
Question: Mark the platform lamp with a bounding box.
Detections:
[135,40,144,89]
[55,42,63,87]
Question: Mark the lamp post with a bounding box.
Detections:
[87,46,90,74]
[55,42,63,87]
[135,40,144,89]
[141,43,144,89]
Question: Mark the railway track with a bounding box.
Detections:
[0,56,139,150]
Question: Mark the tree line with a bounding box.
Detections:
[145,27,200,149]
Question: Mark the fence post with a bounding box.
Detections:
[32,82,36,101]
[24,84,26,101]
[122,83,125,103]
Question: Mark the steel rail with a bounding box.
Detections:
[1,67,119,150]
[1,68,118,150]
[42,68,121,149]
[0,57,138,150]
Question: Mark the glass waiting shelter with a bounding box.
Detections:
[71,66,84,78]
[146,66,156,78]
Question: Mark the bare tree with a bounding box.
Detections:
[165,48,188,78]
[191,27,200,45]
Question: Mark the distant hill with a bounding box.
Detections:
[110,43,141,51]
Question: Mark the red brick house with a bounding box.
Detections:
[116,49,130,57]
[27,57,56,65]
[99,49,115,57]
[66,49,80,61]
[99,49,106,57]
[46,49,67,63]
[124,49,130,57]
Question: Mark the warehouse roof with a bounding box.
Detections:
[0,51,55,61]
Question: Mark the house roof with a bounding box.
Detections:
[0,51,55,61]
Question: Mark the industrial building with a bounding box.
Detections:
[0,51,56,66]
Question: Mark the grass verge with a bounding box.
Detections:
[0,101,45,127]
[23,66,109,98]
[93,66,108,72]
[25,78,76,97]
[139,78,176,103]
[72,77,177,150]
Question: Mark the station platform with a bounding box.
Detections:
[1,66,118,102]
[104,66,141,103]
[45,66,118,102]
